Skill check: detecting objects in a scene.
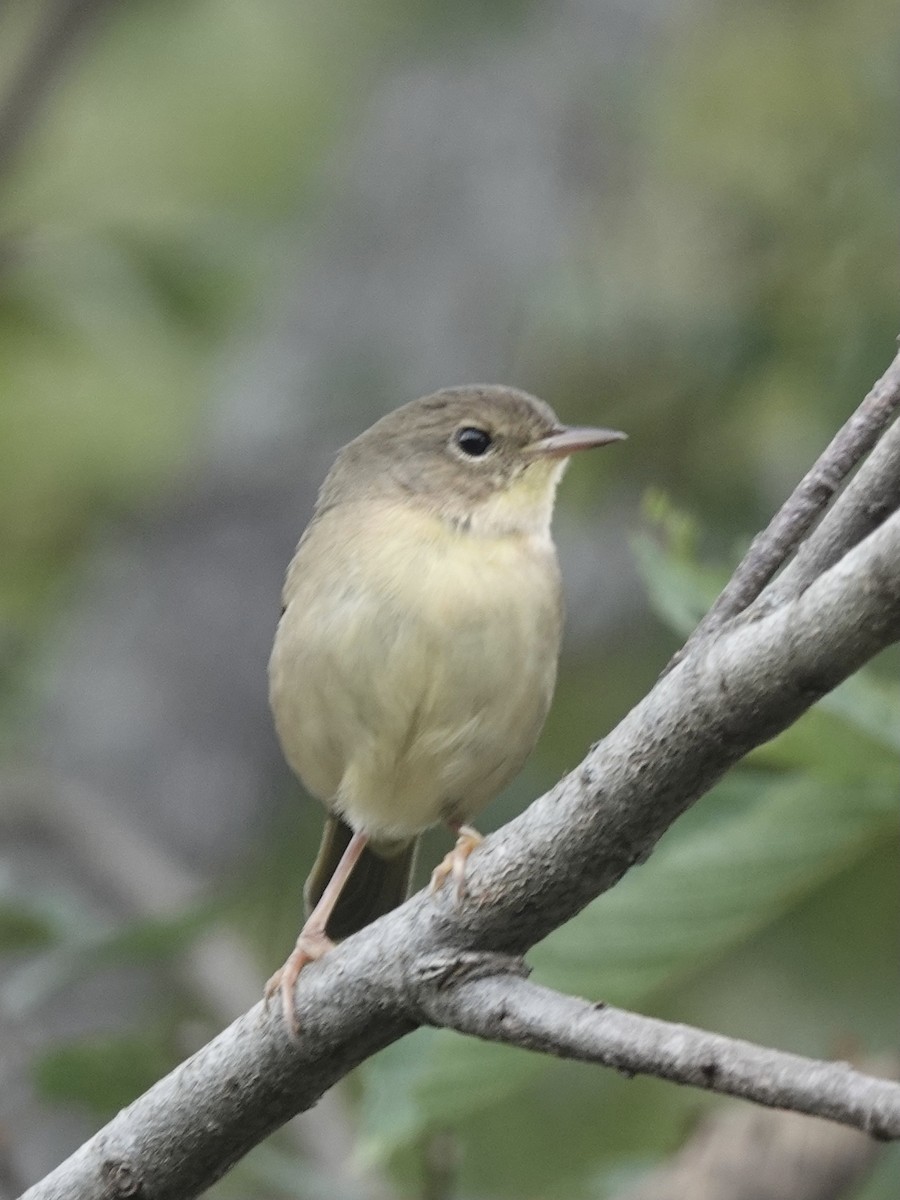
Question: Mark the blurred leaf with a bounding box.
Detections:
[34,1029,176,1118]
[358,1031,543,1167]
[0,902,56,952]
[853,1145,900,1200]
[818,672,900,755]
[748,698,899,785]
[635,491,900,779]
[452,1061,694,1199]
[0,871,105,946]
[1,902,218,1015]
[667,836,900,1053]
[632,491,724,637]
[87,902,220,965]
[534,774,896,1000]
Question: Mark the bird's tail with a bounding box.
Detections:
[304,814,419,941]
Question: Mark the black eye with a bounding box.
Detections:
[454,427,493,457]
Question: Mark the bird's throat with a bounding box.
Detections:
[441,458,568,541]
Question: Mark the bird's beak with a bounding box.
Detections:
[525,425,627,460]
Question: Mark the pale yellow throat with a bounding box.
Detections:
[444,456,568,541]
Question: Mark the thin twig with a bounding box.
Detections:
[669,348,900,668]
[754,412,900,612]
[420,973,900,1139]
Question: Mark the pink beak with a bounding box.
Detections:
[527,425,627,460]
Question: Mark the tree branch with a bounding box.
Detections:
[754,410,900,611]
[671,347,900,665]
[21,442,900,1197]
[418,969,900,1138]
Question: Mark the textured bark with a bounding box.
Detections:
[673,348,900,661]
[421,973,900,1139]
[758,397,900,610]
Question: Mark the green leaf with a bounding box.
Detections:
[631,534,716,637]
[749,680,899,782]
[632,490,726,636]
[533,773,896,1000]
[634,491,900,779]
[358,1031,569,1173]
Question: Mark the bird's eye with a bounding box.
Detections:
[454,427,493,457]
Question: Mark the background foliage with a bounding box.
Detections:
[1,1,897,1197]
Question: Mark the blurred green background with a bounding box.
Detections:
[1,1,897,1197]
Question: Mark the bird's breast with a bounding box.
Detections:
[269,502,563,838]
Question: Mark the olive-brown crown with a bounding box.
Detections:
[316,385,563,519]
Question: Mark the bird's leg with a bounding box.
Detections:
[430,822,484,903]
[265,828,369,1035]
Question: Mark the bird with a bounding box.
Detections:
[265,385,625,1031]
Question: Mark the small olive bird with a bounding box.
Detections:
[266,385,625,1029]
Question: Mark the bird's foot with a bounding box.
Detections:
[430,824,484,904]
[265,927,334,1038]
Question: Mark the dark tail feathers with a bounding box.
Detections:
[304,814,418,941]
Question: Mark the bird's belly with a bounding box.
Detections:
[269,526,561,839]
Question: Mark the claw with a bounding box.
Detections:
[265,929,334,1037]
[430,824,484,903]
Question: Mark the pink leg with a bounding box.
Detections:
[429,822,484,903]
[265,828,369,1035]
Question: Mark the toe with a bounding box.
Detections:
[265,930,334,1036]
[430,826,484,903]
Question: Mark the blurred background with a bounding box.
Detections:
[0,1,897,1197]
